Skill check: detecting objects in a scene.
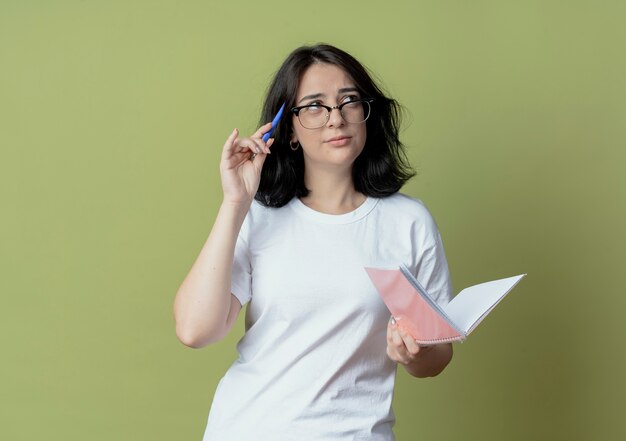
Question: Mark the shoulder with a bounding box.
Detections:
[247,198,293,221]
[374,193,442,240]
[376,193,435,221]
[240,198,294,238]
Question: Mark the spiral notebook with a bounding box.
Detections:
[364,266,526,345]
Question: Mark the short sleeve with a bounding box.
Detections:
[231,215,252,306]
[413,209,453,307]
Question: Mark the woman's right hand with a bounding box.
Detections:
[219,122,274,205]
[175,124,274,348]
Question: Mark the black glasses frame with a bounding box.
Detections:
[290,98,374,129]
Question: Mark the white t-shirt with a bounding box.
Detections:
[203,193,452,441]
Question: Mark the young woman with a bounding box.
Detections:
[174,44,453,441]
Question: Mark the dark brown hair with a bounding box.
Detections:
[256,44,415,207]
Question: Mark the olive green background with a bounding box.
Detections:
[1,1,624,440]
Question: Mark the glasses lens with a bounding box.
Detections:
[341,100,370,124]
[298,105,327,129]
[296,100,372,129]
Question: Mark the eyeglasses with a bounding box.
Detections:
[290,98,374,129]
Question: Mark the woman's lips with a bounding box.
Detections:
[326,136,352,146]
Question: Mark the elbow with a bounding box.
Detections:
[173,295,237,348]
[175,322,226,349]
[176,329,207,349]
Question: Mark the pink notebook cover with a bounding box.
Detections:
[365,267,464,345]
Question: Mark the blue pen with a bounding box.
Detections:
[262,103,286,142]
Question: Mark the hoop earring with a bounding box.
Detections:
[290,141,300,151]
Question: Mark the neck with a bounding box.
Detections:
[301,168,365,214]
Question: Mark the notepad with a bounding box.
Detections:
[365,266,526,345]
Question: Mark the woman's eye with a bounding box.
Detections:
[342,95,359,104]
[305,103,322,111]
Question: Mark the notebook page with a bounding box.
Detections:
[443,275,525,334]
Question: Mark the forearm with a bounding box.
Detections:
[173,200,250,347]
[403,343,453,378]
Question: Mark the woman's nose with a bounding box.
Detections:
[326,107,345,128]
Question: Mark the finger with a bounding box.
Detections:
[392,329,404,347]
[222,149,252,172]
[398,327,421,357]
[249,137,267,154]
[386,345,397,363]
[386,341,409,365]
[221,128,239,160]
[238,137,267,155]
[387,317,397,345]
[251,138,276,166]
[251,135,273,154]
[251,122,274,139]
[387,322,405,348]
[222,141,252,168]
[252,149,268,169]
[390,324,414,363]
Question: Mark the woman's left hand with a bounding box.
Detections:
[386,317,432,365]
[386,317,453,377]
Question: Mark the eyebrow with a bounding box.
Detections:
[298,87,359,104]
